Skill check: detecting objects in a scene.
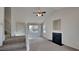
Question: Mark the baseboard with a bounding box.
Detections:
[64,44,79,51]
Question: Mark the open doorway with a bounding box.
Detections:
[27,23,42,39]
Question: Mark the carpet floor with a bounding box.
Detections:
[29,37,78,51]
[0,37,78,51]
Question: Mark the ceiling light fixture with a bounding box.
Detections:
[33,7,46,16]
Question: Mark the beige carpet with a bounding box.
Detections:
[0,36,26,51]
[0,37,78,51]
[29,38,78,51]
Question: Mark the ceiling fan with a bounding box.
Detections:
[33,7,46,16]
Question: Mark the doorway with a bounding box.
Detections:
[27,23,42,39]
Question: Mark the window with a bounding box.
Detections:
[29,25,39,33]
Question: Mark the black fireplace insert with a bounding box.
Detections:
[52,32,62,46]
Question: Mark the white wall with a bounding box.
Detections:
[11,17,26,37]
[11,10,16,36]
[43,7,79,49]
[11,15,26,36]
[0,7,4,46]
[15,23,25,36]
[43,16,52,40]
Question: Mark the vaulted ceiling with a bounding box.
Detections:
[11,7,64,23]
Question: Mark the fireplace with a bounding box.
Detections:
[52,32,62,46]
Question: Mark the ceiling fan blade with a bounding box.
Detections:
[42,11,46,13]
